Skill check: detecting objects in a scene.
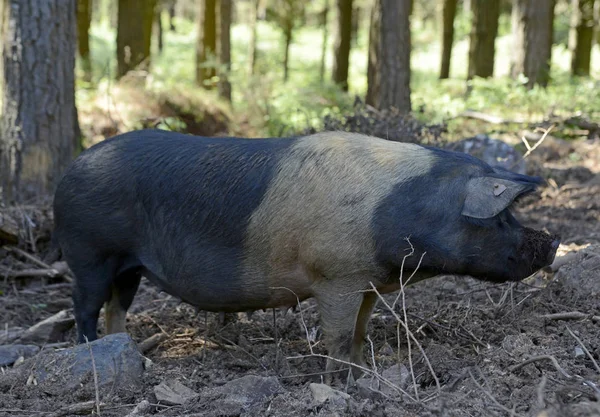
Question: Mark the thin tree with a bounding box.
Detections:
[511,0,556,88]
[196,0,217,87]
[332,0,353,91]
[116,0,157,78]
[319,0,330,82]
[267,0,307,82]
[467,0,500,79]
[1,0,79,203]
[366,0,411,112]
[569,0,596,76]
[77,0,92,82]
[440,0,458,79]
[248,0,262,75]
[218,0,232,101]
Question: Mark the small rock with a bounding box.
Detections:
[17,310,75,344]
[13,333,144,395]
[446,135,526,174]
[217,375,284,408]
[379,342,394,356]
[381,364,409,394]
[0,344,39,367]
[154,379,199,405]
[575,347,585,358]
[356,376,384,401]
[125,399,152,417]
[309,383,351,408]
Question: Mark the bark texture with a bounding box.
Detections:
[569,0,596,76]
[218,0,231,101]
[511,0,555,88]
[116,0,156,78]
[439,0,457,79]
[366,0,411,112]
[332,0,353,91]
[77,0,92,81]
[196,0,217,87]
[467,0,499,78]
[1,0,78,202]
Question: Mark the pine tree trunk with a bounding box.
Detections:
[168,0,176,31]
[77,0,92,82]
[569,0,596,76]
[218,0,232,101]
[1,0,79,203]
[440,0,458,79]
[283,27,292,82]
[156,6,164,53]
[366,0,411,112]
[332,0,353,91]
[511,0,556,88]
[467,0,499,78]
[248,0,259,75]
[196,0,217,87]
[116,0,157,78]
[319,1,329,82]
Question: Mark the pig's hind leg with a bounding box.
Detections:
[104,269,142,335]
[70,256,120,343]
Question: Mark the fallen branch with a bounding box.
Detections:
[539,312,600,323]
[46,400,105,417]
[138,333,167,354]
[457,110,526,125]
[509,355,572,379]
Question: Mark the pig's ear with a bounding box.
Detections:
[461,177,536,219]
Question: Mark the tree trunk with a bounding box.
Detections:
[467,0,499,78]
[1,0,79,203]
[319,0,329,82]
[439,0,458,79]
[248,0,259,75]
[283,27,292,82]
[196,0,217,87]
[77,0,92,82]
[351,6,359,46]
[511,0,556,88]
[569,0,596,76]
[332,0,353,91]
[156,5,163,53]
[218,0,232,101]
[116,0,157,78]
[168,0,176,31]
[366,0,411,112]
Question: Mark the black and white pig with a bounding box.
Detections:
[52,129,560,378]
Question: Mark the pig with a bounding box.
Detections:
[52,129,560,379]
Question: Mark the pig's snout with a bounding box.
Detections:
[547,237,561,265]
[520,228,561,274]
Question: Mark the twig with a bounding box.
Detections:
[539,311,600,323]
[565,325,600,375]
[509,355,572,379]
[536,375,547,411]
[84,336,101,416]
[46,400,105,417]
[138,332,167,354]
[370,283,441,394]
[516,124,555,165]
[3,245,51,269]
[457,110,526,124]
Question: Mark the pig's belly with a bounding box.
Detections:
[138,253,314,312]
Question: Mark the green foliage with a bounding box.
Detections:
[73,2,600,141]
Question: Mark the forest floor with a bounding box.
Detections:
[0,131,599,417]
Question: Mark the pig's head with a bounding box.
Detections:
[453,167,560,282]
[374,150,560,283]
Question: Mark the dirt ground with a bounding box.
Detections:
[1,134,599,417]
